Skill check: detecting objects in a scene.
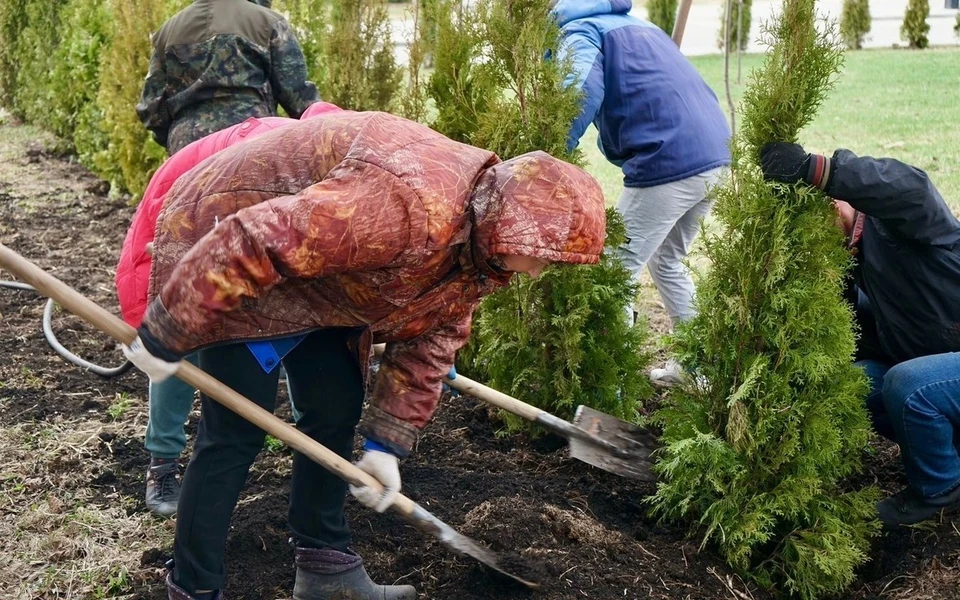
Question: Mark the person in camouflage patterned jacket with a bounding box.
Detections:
[136,0,319,155]
[121,110,607,600]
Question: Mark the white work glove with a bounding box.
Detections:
[349,449,401,513]
[121,336,180,383]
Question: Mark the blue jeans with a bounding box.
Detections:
[858,352,960,498]
[145,354,300,459]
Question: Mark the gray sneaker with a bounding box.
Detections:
[649,359,686,388]
[146,458,182,518]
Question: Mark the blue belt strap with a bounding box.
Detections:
[246,334,307,374]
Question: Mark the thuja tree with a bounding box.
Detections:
[646,0,678,35]
[840,0,871,50]
[718,0,753,51]
[430,0,653,429]
[321,0,402,111]
[396,0,438,121]
[651,0,878,597]
[276,0,328,88]
[900,0,930,48]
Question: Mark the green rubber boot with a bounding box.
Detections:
[293,547,416,600]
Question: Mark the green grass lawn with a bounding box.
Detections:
[580,47,960,212]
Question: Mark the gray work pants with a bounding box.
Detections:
[613,168,724,327]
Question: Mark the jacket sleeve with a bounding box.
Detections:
[359,309,476,457]
[142,160,413,355]
[135,46,172,149]
[269,19,320,118]
[558,29,604,152]
[825,149,960,246]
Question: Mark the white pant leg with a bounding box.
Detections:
[613,168,724,325]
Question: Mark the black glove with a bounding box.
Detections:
[759,142,833,191]
[759,142,812,184]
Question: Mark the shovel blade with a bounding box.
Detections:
[409,503,541,590]
[569,405,659,482]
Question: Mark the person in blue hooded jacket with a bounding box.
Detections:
[551,0,731,386]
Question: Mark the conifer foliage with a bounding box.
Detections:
[840,0,871,50]
[718,0,753,51]
[429,0,654,429]
[651,1,878,597]
[321,0,402,111]
[900,0,930,48]
[646,0,678,36]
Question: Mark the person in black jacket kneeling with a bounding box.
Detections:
[760,141,960,529]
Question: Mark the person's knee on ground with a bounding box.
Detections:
[876,358,960,528]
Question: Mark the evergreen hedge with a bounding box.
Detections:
[0,0,399,197]
[840,0,871,50]
[901,0,930,48]
[646,0,678,36]
[651,0,879,597]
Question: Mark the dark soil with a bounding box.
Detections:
[1,123,958,600]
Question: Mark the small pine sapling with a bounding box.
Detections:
[652,0,879,597]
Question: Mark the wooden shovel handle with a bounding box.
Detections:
[372,344,543,422]
[672,0,694,46]
[0,243,416,517]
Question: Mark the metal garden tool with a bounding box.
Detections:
[373,345,659,482]
[0,243,540,591]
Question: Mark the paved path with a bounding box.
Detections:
[390,0,960,63]
[669,0,960,55]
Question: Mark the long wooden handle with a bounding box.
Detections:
[0,243,416,517]
[672,0,694,46]
[372,344,542,422]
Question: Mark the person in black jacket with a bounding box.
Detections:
[760,142,960,528]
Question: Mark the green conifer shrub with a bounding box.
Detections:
[840,0,871,50]
[396,0,436,121]
[0,0,27,109]
[430,0,654,429]
[426,0,492,143]
[48,0,113,161]
[955,11,960,38]
[651,0,879,597]
[320,0,402,111]
[718,0,753,51]
[900,0,930,48]
[7,0,68,122]
[646,0,678,36]
[276,0,329,89]
[93,0,178,195]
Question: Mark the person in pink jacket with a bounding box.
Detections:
[116,101,343,517]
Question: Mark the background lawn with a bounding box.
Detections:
[580,47,960,213]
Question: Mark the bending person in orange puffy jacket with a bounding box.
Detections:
[121,110,607,600]
[116,101,344,519]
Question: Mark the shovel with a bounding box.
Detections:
[373,345,658,482]
[0,243,540,590]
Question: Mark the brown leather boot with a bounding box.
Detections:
[293,547,416,600]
